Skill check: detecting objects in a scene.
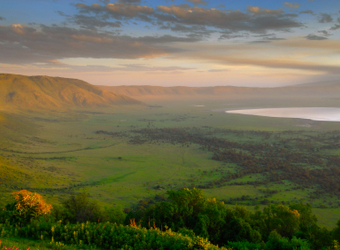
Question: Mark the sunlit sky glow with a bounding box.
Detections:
[0,0,339,87]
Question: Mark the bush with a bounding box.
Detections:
[1,190,52,226]
[0,220,229,250]
[61,193,102,224]
[265,231,311,250]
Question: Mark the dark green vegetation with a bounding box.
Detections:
[2,74,340,248]
[1,189,340,249]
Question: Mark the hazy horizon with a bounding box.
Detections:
[1,0,340,87]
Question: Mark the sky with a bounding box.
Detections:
[0,0,339,87]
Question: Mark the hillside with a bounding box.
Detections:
[99,85,258,98]
[99,80,340,100]
[0,74,142,112]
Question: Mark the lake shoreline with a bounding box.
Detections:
[223,107,340,122]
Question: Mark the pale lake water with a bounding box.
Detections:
[226,107,340,122]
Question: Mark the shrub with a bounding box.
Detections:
[1,190,52,225]
[61,193,102,223]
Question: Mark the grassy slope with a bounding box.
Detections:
[0,74,142,112]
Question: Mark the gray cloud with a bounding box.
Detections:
[299,10,314,15]
[318,30,331,37]
[267,37,286,40]
[134,34,201,43]
[156,5,302,33]
[305,34,328,40]
[218,33,246,40]
[0,24,182,64]
[73,14,122,29]
[250,40,272,44]
[318,13,333,23]
[330,18,340,30]
[186,0,207,5]
[0,16,5,21]
[159,23,213,40]
[253,33,286,41]
[75,3,302,36]
[57,11,121,30]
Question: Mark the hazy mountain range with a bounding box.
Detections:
[99,80,340,100]
[1,73,340,113]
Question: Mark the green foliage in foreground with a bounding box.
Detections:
[127,188,336,249]
[0,220,227,250]
[1,189,340,250]
[0,237,100,250]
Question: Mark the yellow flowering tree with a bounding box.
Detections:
[3,190,52,225]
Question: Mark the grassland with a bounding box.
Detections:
[1,99,340,229]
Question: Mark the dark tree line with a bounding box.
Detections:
[128,127,340,199]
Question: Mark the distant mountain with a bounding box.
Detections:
[99,85,255,97]
[99,80,340,100]
[0,74,142,112]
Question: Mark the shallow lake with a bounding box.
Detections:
[226,107,340,122]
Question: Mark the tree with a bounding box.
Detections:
[2,190,52,225]
[127,188,228,245]
[253,204,300,240]
[61,192,101,223]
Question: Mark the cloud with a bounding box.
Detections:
[135,34,201,43]
[156,4,302,33]
[118,64,193,72]
[208,69,229,72]
[0,24,182,64]
[32,61,193,73]
[176,38,340,76]
[76,2,154,20]
[304,34,328,40]
[118,0,141,3]
[284,2,300,9]
[253,33,286,40]
[72,15,122,29]
[267,37,286,40]
[218,33,245,40]
[57,11,122,30]
[247,6,283,16]
[330,18,340,30]
[0,16,5,21]
[74,3,302,36]
[159,23,213,40]
[318,30,331,37]
[299,10,314,15]
[250,40,272,44]
[318,13,333,23]
[186,0,207,5]
[190,53,340,74]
